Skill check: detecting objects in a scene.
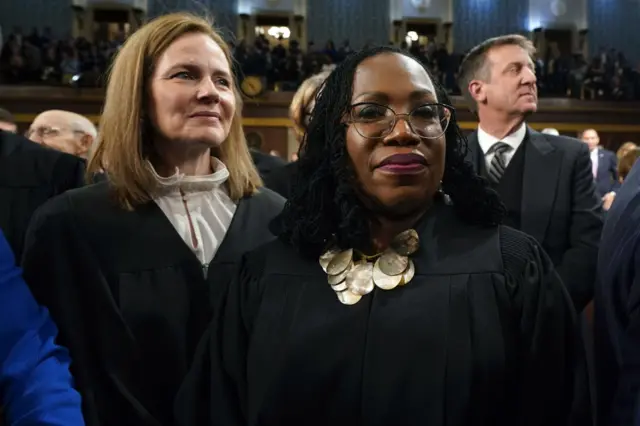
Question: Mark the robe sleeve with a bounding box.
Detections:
[500,227,582,426]
[175,248,266,426]
[20,195,103,426]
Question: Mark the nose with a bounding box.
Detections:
[196,77,220,103]
[383,116,420,145]
[522,67,537,85]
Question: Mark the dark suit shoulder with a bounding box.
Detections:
[539,133,587,154]
[251,150,287,179]
[251,186,286,209]
[601,148,616,160]
[252,150,286,168]
[600,163,640,241]
[264,162,297,198]
[534,133,591,172]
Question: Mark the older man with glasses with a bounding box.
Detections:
[26,110,97,160]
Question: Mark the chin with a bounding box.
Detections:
[520,102,538,115]
[183,130,227,147]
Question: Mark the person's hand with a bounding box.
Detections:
[602,191,616,211]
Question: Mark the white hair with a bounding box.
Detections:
[541,128,559,136]
[71,114,98,139]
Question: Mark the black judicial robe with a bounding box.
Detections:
[0,130,85,260]
[176,201,581,426]
[20,181,285,426]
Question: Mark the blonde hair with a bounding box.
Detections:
[289,70,331,142]
[617,141,637,161]
[87,12,262,208]
[618,147,640,181]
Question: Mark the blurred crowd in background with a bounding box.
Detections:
[2,26,640,101]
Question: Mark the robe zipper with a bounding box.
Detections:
[180,189,208,278]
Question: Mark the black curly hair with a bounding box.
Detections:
[278,46,505,258]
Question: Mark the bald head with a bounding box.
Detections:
[581,128,599,152]
[541,128,559,136]
[28,110,97,158]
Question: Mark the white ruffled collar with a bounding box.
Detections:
[147,156,229,194]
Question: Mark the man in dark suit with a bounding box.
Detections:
[458,34,602,313]
[595,159,640,425]
[250,149,286,181]
[0,130,85,260]
[245,132,286,181]
[581,128,618,197]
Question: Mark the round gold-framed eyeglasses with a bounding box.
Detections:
[347,102,454,139]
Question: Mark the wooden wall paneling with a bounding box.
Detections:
[3,86,639,154]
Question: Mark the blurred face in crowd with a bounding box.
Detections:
[581,129,600,151]
[27,110,94,157]
[345,52,448,218]
[618,142,637,160]
[470,44,538,117]
[148,32,236,149]
[0,120,16,133]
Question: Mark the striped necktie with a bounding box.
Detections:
[488,142,511,185]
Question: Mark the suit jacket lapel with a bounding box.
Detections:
[521,129,562,242]
[597,149,607,181]
[465,131,488,177]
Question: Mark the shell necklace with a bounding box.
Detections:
[318,229,419,305]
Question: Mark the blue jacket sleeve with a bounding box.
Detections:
[0,230,84,426]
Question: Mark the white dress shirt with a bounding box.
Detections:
[477,123,528,169]
[590,147,599,178]
[149,157,237,272]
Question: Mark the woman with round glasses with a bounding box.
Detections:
[178,46,580,426]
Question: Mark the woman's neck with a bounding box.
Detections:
[370,209,426,253]
[151,139,213,177]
